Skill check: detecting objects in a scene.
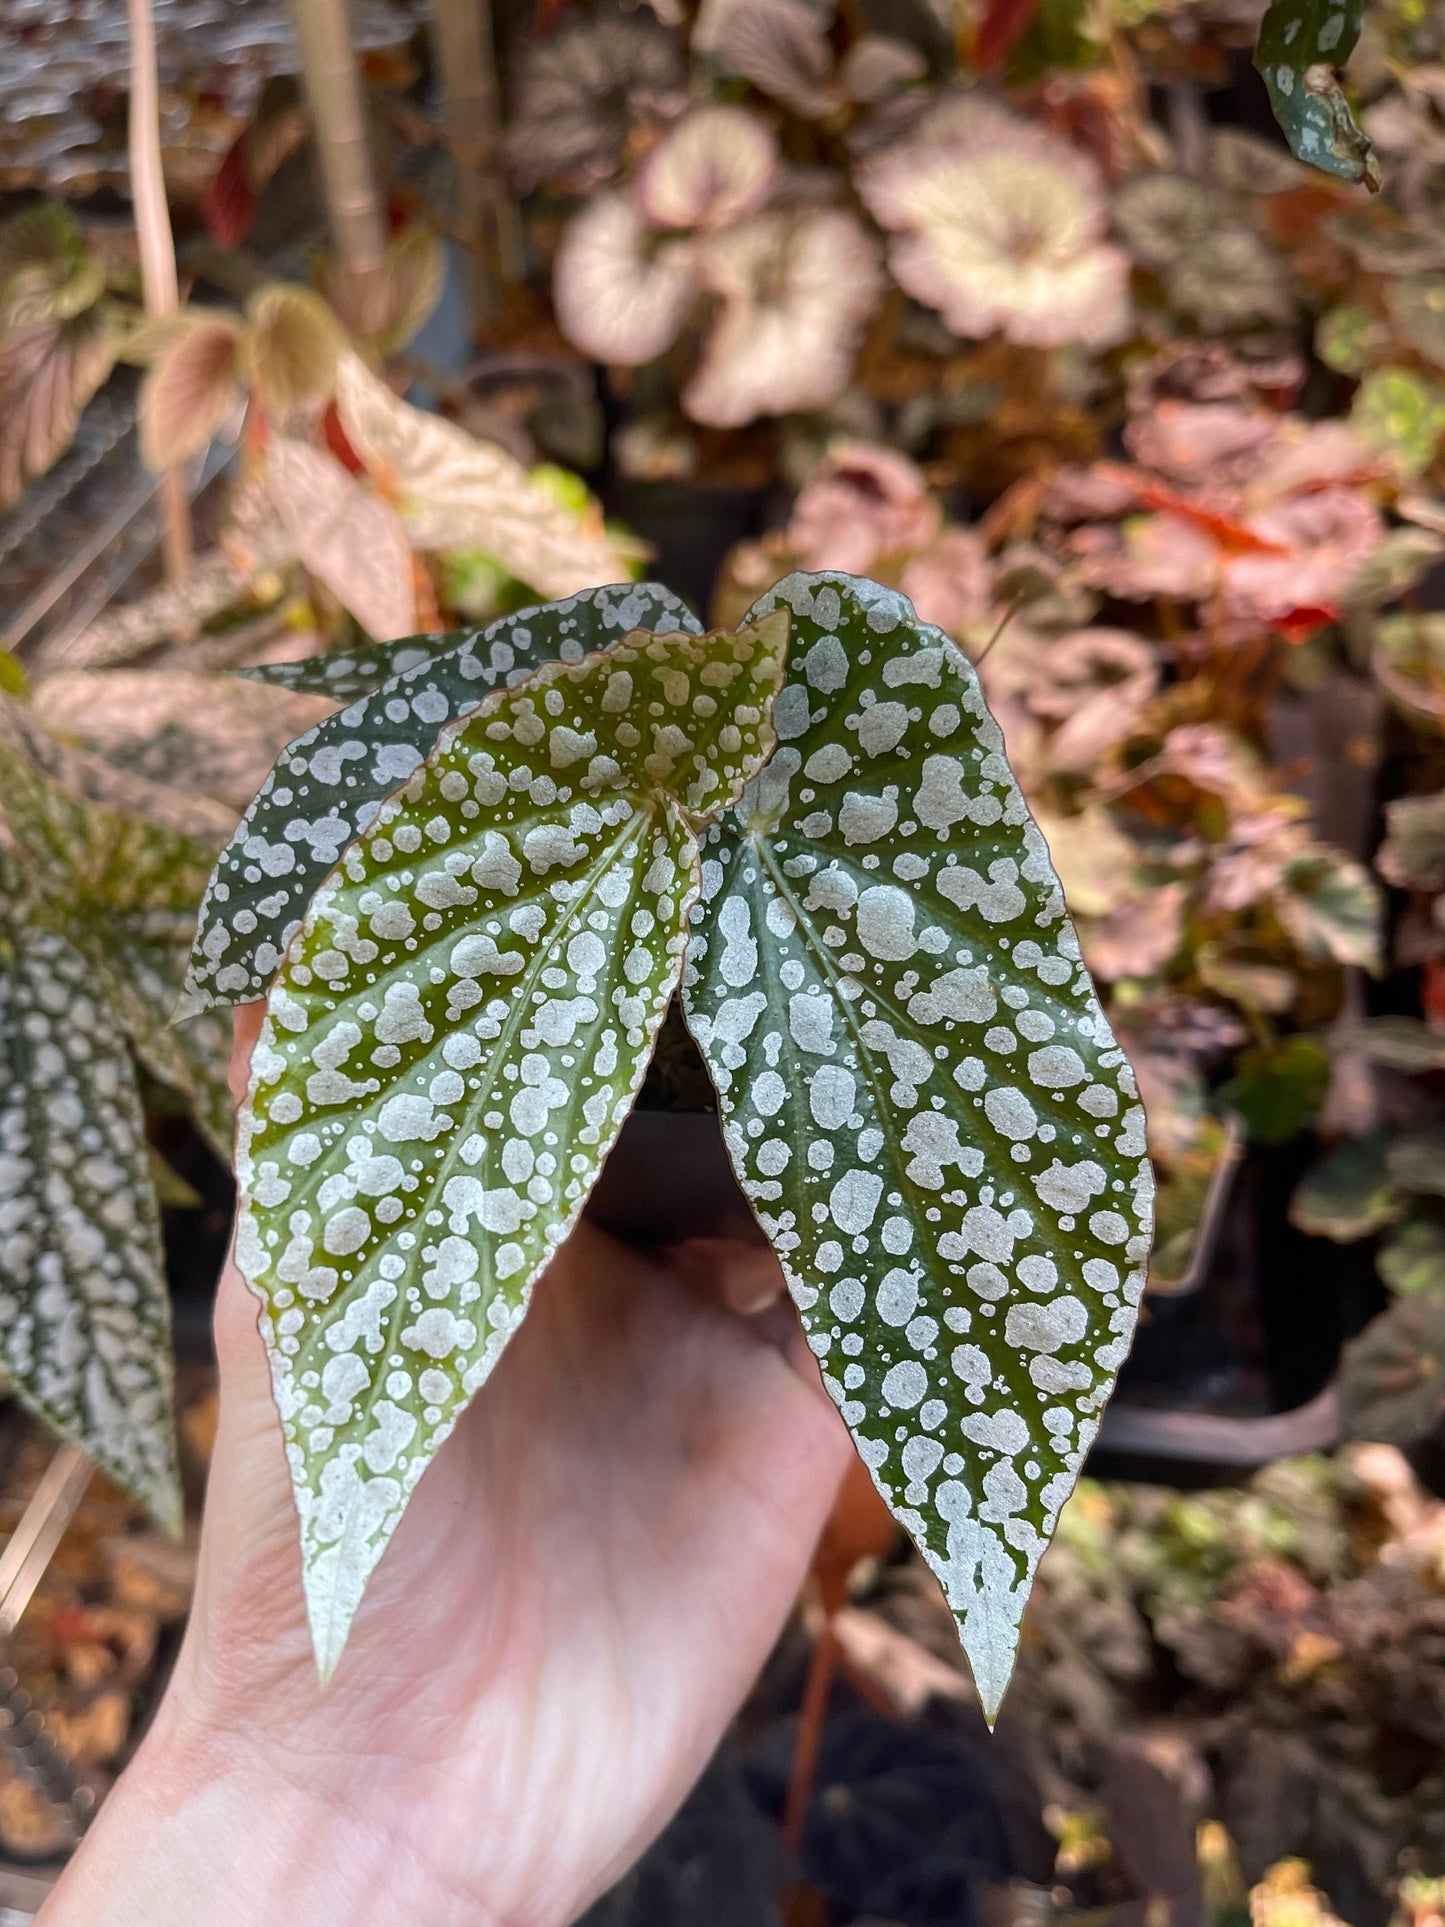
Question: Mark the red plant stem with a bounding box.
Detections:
[782,1622,838,1861]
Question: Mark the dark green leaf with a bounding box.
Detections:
[683,573,1153,1719]
[1378,1214,1445,1295]
[0,919,179,1525]
[1289,1133,1401,1242]
[236,614,786,1673]
[1340,1292,1445,1445]
[179,585,701,1018]
[1253,0,1379,190]
[1221,1036,1330,1146]
[239,635,468,699]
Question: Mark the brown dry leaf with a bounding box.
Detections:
[266,435,416,642]
[335,352,629,598]
[0,307,117,510]
[137,310,245,471]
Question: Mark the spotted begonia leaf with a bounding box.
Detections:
[0,899,180,1529]
[681,573,1153,1721]
[240,634,471,700]
[1253,0,1379,190]
[178,585,701,1020]
[236,613,788,1675]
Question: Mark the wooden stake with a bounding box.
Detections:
[126,0,192,585]
[290,0,387,299]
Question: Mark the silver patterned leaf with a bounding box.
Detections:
[682,572,1153,1720]
[236,614,786,1674]
[178,584,701,1019]
[239,635,471,700]
[0,915,180,1527]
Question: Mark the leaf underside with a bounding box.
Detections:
[0,919,180,1527]
[682,572,1154,1720]
[178,584,701,1019]
[236,616,786,1674]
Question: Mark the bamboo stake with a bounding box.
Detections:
[430,0,523,317]
[290,0,387,300]
[126,0,192,585]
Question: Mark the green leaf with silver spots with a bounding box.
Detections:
[237,614,787,1675]
[179,584,701,1019]
[682,572,1153,1722]
[1253,0,1379,190]
[0,908,180,1528]
[239,633,481,700]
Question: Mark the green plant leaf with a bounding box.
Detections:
[1351,367,1445,478]
[0,203,105,330]
[1315,303,1387,377]
[0,915,180,1526]
[681,573,1153,1721]
[1276,844,1382,972]
[1378,1214,1445,1296]
[179,585,701,1018]
[1340,1291,1445,1445]
[1289,1132,1401,1242]
[236,613,787,1674]
[1221,1035,1331,1145]
[1253,0,1379,190]
[1386,1130,1445,1199]
[239,635,464,699]
[1378,791,1445,894]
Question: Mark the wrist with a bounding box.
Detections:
[39,1710,509,1927]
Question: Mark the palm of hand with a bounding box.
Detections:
[158,1016,850,1926]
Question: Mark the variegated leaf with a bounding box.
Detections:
[682,573,1153,1721]
[178,585,701,1018]
[335,353,631,601]
[0,910,180,1527]
[266,437,416,644]
[236,613,787,1673]
[240,635,467,700]
[0,734,230,1153]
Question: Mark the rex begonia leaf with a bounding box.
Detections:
[178,584,700,1019]
[235,613,787,1675]
[681,572,1153,1721]
[0,892,180,1528]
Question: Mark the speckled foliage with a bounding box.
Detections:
[235,616,787,1672]
[0,866,179,1528]
[683,574,1154,1720]
[178,586,700,1018]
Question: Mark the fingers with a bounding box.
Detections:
[667,1237,785,1315]
[663,1237,832,1400]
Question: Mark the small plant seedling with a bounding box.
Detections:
[183,572,1153,1719]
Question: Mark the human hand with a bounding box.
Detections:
[40,1006,850,1927]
